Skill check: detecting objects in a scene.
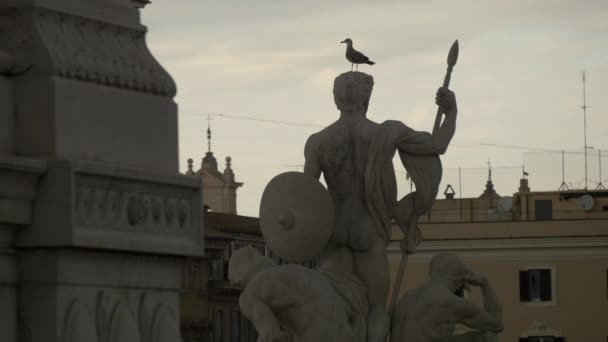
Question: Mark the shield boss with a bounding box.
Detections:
[259,172,334,262]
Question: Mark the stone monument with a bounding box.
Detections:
[229,247,368,342]
[390,253,503,342]
[229,40,495,342]
[0,1,203,341]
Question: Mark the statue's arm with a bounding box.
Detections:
[304,134,321,179]
[478,276,503,330]
[396,89,457,156]
[239,288,286,341]
[447,294,503,334]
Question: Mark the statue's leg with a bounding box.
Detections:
[447,331,487,342]
[319,243,355,275]
[353,235,390,342]
[394,192,428,253]
[299,322,356,342]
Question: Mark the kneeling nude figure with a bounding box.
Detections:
[229,247,367,342]
[391,253,503,342]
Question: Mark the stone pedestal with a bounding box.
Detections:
[0,0,178,172]
[0,1,203,341]
[0,158,46,342]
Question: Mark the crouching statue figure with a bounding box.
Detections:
[229,247,368,342]
[390,253,503,342]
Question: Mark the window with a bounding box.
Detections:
[520,268,554,303]
[231,310,240,342]
[213,308,224,342]
[210,256,225,281]
[535,200,553,220]
[520,336,564,342]
[521,323,563,342]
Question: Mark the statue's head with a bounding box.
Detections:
[228,247,276,287]
[429,253,469,292]
[333,72,374,114]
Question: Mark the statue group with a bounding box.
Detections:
[229,43,504,342]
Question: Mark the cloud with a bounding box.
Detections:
[144,1,608,215]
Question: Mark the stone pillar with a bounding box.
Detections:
[0,1,203,342]
[0,71,14,155]
[0,159,46,342]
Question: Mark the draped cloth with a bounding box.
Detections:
[318,266,368,342]
[364,120,449,244]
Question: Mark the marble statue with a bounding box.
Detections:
[233,40,463,342]
[229,247,368,342]
[390,253,503,342]
[303,71,457,342]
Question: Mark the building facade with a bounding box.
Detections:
[389,176,608,342]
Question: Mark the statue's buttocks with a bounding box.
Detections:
[311,119,379,251]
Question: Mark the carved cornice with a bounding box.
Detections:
[0,157,47,226]
[0,6,176,96]
[75,179,193,234]
[17,160,204,256]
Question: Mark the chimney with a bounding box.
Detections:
[519,178,530,193]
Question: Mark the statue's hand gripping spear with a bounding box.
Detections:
[433,40,459,135]
[388,40,459,318]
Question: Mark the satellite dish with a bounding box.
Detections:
[498,197,513,213]
[579,194,594,211]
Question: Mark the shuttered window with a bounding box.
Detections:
[520,336,564,342]
[535,200,553,220]
[519,268,553,302]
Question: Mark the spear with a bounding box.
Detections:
[388,40,460,318]
[432,40,459,135]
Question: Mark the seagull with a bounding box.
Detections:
[341,38,375,71]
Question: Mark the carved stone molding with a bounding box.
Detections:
[18,160,204,256]
[0,157,47,226]
[0,6,176,96]
[75,179,193,235]
[96,291,141,342]
[61,300,98,342]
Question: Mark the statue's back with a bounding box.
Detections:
[313,118,380,250]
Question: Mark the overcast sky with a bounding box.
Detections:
[143,1,608,217]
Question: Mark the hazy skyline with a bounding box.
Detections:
[143,1,608,216]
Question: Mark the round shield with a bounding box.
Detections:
[259,172,334,262]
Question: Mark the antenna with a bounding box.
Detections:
[459,166,462,219]
[581,71,593,190]
[487,159,492,181]
[206,114,212,152]
[558,150,570,191]
[596,150,606,190]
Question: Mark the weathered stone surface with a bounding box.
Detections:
[0,76,14,155]
[229,247,368,342]
[301,71,457,342]
[390,253,503,342]
[17,159,204,256]
[19,249,183,342]
[0,1,179,172]
[0,2,202,342]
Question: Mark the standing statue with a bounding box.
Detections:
[233,40,464,342]
[229,247,368,342]
[390,253,503,342]
[302,71,457,341]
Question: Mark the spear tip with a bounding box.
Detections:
[447,40,459,67]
